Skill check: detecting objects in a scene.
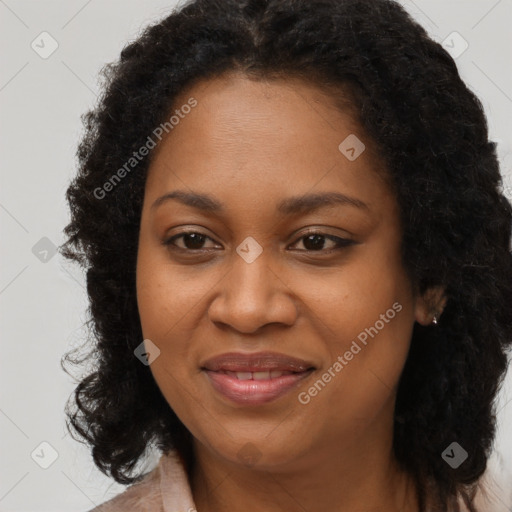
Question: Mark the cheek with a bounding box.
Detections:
[288,244,415,411]
[136,241,217,342]
[286,248,413,346]
[135,246,208,426]
[135,244,224,408]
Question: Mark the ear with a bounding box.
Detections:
[414,285,447,326]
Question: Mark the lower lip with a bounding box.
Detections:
[203,369,314,405]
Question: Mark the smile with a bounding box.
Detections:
[203,367,314,405]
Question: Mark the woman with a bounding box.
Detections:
[61,0,512,510]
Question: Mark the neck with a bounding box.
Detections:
[190,429,419,512]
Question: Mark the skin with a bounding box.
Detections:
[136,71,445,512]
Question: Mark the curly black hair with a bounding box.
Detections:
[60,0,512,510]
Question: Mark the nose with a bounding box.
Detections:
[207,250,299,334]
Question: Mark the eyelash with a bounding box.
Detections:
[162,230,355,255]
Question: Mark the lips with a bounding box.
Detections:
[201,351,315,405]
[201,351,315,373]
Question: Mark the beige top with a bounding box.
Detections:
[88,449,512,511]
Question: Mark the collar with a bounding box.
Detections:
[158,451,197,512]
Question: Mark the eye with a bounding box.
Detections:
[163,229,355,254]
[163,231,219,251]
[289,231,355,253]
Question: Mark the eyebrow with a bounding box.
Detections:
[151,190,369,214]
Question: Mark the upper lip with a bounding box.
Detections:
[201,351,315,373]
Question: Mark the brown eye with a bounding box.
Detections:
[163,232,218,250]
[290,232,355,253]
[301,234,331,251]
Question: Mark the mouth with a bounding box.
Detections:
[201,352,316,406]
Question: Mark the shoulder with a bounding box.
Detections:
[85,450,196,512]
[86,463,162,512]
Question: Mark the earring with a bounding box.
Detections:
[432,314,438,325]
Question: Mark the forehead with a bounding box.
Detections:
[145,71,394,217]
[152,71,368,159]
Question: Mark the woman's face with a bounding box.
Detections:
[136,72,433,470]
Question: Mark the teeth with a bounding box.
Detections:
[235,372,253,380]
[230,370,290,380]
[253,371,270,380]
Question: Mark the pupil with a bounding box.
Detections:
[184,233,205,249]
[304,234,325,250]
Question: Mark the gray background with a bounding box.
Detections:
[1,1,511,511]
